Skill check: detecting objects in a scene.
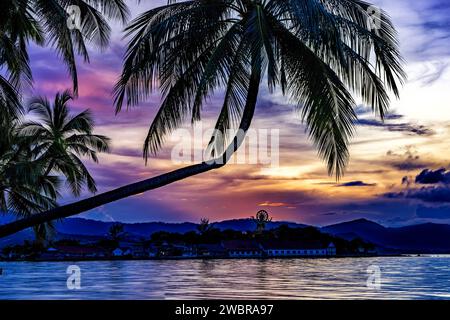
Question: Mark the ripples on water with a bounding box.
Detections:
[0,256,449,299]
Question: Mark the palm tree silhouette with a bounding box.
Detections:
[0,0,405,237]
[0,115,59,241]
[197,218,213,235]
[108,223,126,243]
[0,0,129,180]
[21,90,110,196]
[0,0,129,99]
[0,91,109,240]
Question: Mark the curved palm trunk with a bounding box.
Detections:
[0,67,262,238]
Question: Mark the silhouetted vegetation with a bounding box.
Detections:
[1,223,377,261]
[197,218,213,235]
[150,225,374,255]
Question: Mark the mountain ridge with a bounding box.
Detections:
[322,219,450,252]
[2,217,450,252]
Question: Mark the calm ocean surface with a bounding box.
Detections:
[0,256,449,299]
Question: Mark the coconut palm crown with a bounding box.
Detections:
[0,0,129,95]
[21,90,111,196]
[114,0,405,178]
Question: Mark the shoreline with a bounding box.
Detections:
[1,254,428,263]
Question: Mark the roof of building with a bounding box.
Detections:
[171,243,191,249]
[197,243,226,251]
[221,240,261,250]
[54,245,107,255]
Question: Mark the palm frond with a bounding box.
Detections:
[270,17,357,178]
[114,0,404,178]
[0,74,22,119]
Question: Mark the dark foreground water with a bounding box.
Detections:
[1,256,449,299]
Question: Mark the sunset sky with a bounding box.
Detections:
[24,0,450,226]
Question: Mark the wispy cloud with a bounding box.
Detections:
[336,181,376,187]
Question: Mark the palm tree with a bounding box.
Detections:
[0,91,109,241]
[197,218,213,235]
[108,222,126,245]
[252,210,272,233]
[0,0,406,238]
[0,0,129,118]
[0,76,23,121]
[0,115,60,242]
[21,90,111,196]
[114,0,405,174]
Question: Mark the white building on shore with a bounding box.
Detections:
[260,241,336,257]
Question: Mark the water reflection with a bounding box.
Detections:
[0,256,449,299]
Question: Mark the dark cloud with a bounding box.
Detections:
[357,119,434,136]
[384,186,450,203]
[354,106,402,118]
[321,212,338,216]
[390,161,430,171]
[415,168,450,184]
[383,168,450,205]
[412,185,450,204]
[402,176,412,186]
[383,192,404,199]
[384,147,433,171]
[346,169,387,175]
[416,204,450,219]
[355,105,433,136]
[384,114,404,120]
[110,147,144,158]
[336,181,376,187]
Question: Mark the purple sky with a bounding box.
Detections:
[21,0,450,226]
